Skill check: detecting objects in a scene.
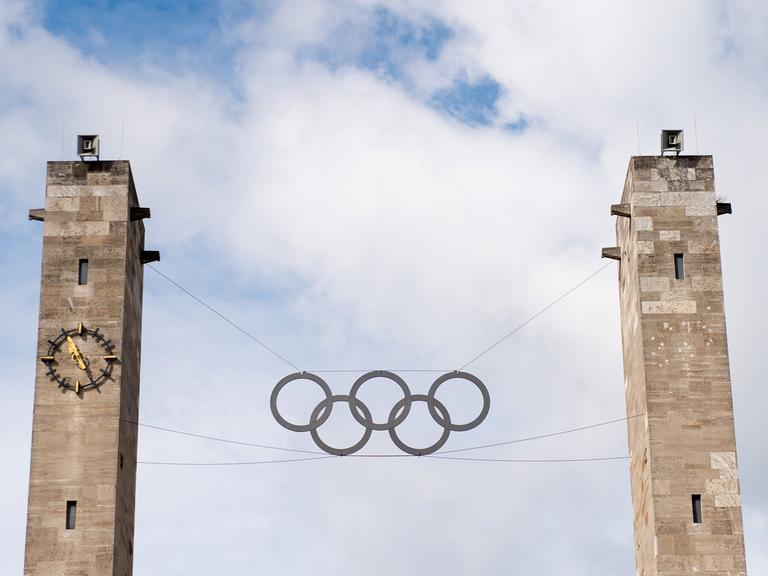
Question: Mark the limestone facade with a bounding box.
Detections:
[24,161,147,576]
[615,156,747,575]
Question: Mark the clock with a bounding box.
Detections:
[40,322,118,394]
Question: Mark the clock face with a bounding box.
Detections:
[40,323,118,394]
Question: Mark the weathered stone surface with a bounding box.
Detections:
[635,216,654,231]
[616,155,746,575]
[685,205,718,216]
[659,230,681,241]
[24,161,146,576]
[692,276,723,292]
[43,221,112,237]
[640,277,670,292]
[637,240,655,254]
[711,452,737,472]
[641,300,697,314]
[660,192,716,206]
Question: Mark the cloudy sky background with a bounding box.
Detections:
[1,0,767,574]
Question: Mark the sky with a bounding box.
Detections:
[1,0,767,574]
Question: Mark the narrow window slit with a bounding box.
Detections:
[692,494,702,524]
[78,259,89,285]
[674,253,684,280]
[66,500,77,529]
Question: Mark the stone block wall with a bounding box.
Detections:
[616,156,747,575]
[24,161,146,576]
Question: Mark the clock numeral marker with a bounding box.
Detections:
[103,355,118,361]
[75,380,81,394]
[40,356,55,362]
[77,322,83,335]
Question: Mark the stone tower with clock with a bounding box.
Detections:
[24,152,157,576]
[604,137,747,575]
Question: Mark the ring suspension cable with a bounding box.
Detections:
[125,412,642,459]
[147,262,611,372]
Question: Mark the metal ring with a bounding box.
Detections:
[270,371,489,455]
[309,394,373,456]
[387,394,451,456]
[427,371,490,432]
[348,370,412,431]
[270,372,333,433]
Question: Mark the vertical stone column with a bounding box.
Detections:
[612,156,747,575]
[24,161,151,576]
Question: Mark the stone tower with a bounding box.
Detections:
[604,152,747,575]
[24,158,157,576]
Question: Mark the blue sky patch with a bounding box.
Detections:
[296,7,508,130]
[40,0,241,77]
[428,76,503,127]
[300,7,454,81]
[364,7,454,67]
[504,115,529,134]
[37,2,506,130]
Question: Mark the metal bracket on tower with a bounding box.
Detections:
[140,250,161,264]
[601,247,621,261]
[716,202,732,216]
[611,204,631,218]
[130,207,151,221]
[28,208,45,222]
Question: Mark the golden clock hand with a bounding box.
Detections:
[66,336,88,371]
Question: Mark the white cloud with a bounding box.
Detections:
[1,1,765,574]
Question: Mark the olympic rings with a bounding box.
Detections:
[310,395,373,456]
[270,370,490,455]
[349,370,411,431]
[388,394,451,456]
[428,372,490,432]
[271,372,333,432]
